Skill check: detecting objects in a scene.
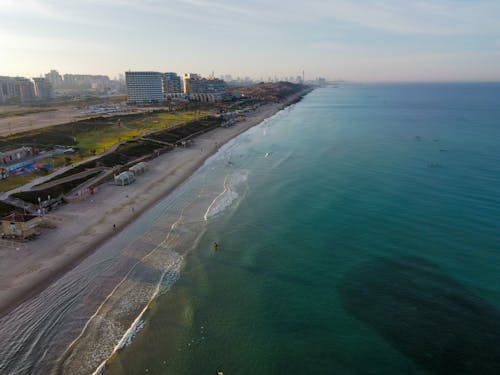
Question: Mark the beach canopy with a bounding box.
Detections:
[114,171,135,186]
[129,162,148,176]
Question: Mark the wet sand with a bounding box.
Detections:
[0,90,310,317]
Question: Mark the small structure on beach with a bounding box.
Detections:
[0,213,42,240]
[114,171,135,186]
[129,161,148,176]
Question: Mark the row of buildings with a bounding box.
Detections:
[0,70,127,104]
[0,76,53,104]
[125,71,227,104]
[45,69,112,92]
[0,70,128,103]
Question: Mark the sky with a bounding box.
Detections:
[1,0,500,82]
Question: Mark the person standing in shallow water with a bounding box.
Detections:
[213,242,219,251]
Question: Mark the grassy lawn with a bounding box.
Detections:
[0,173,44,192]
[75,110,209,156]
[76,127,142,156]
[0,109,210,153]
[13,171,102,204]
[124,110,210,130]
[0,109,212,191]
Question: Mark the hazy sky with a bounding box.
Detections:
[2,0,500,81]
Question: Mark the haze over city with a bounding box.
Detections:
[2,0,500,82]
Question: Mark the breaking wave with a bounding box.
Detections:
[204,171,248,221]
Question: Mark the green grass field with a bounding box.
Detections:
[74,110,208,156]
[0,110,210,192]
[0,174,38,192]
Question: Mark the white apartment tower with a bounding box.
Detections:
[125,71,163,104]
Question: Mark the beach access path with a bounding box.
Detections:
[0,90,310,317]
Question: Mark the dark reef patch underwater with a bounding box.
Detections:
[337,256,500,375]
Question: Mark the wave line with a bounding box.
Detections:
[203,175,230,221]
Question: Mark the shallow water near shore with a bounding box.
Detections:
[1,84,500,374]
[102,84,500,374]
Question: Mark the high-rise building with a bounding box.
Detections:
[0,77,16,103]
[45,69,63,88]
[182,73,227,102]
[0,76,46,103]
[0,76,35,103]
[163,72,182,96]
[182,73,201,94]
[14,77,36,103]
[183,73,226,95]
[125,71,163,104]
[33,77,53,100]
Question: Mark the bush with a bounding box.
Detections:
[13,171,101,204]
[40,159,98,185]
[149,116,223,144]
[0,201,23,217]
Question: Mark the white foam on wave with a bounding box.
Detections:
[204,171,248,221]
[63,137,249,375]
[91,258,182,375]
[60,208,190,375]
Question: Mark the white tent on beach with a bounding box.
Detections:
[114,171,135,186]
[129,161,148,176]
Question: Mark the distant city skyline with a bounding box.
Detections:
[2,0,500,82]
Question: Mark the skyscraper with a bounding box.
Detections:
[125,71,163,104]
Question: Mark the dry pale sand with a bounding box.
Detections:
[0,107,91,136]
[0,92,309,316]
[0,106,138,136]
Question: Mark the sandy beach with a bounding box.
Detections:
[0,91,310,317]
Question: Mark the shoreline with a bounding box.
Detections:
[0,88,313,318]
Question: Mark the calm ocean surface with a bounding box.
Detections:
[1,83,499,375]
[103,83,500,374]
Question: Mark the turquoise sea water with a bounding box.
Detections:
[2,83,499,375]
[102,84,500,374]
